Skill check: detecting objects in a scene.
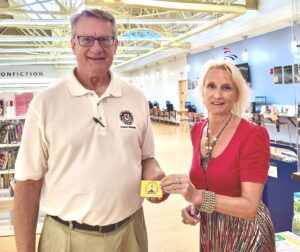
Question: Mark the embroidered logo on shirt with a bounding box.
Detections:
[120,110,136,128]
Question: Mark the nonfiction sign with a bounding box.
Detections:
[0,71,44,78]
[0,65,68,79]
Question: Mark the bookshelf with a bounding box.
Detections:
[0,116,45,236]
[0,117,24,190]
[0,116,24,236]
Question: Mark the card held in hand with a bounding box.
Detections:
[140,180,163,198]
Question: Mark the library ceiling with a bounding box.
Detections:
[0,0,256,71]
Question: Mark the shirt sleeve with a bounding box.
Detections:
[14,105,48,181]
[239,125,270,183]
[141,97,154,160]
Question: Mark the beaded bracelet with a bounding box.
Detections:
[197,190,216,213]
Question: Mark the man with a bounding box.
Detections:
[14,9,166,252]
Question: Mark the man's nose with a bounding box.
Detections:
[90,39,104,51]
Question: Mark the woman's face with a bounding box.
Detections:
[203,67,238,116]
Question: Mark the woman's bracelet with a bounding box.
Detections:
[197,190,216,213]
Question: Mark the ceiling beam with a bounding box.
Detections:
[246,0,258,10]
[114,12,242,68]
[119,0,247,14]
[0,18,208,28]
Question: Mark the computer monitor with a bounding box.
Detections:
[188,105,197,112]
[254,96,266,113]
[255,96,266,105]
[153,101,159,108]
[236,63,251,83]
[148,101,154,109]
[184,101,191,109]
[166,103,174,112]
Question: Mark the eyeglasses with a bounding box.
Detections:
[75,36,115,48]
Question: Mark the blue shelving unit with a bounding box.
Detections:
[263,143,299,232]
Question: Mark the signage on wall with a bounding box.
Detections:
[223,47,238,61]
[274,66,282,84]
[273,64,300,84]
[0,71,44,78]
[295,64,300,83]
[284,65,293,84]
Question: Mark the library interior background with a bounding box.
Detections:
[1,0,300,251]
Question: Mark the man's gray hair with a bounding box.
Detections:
[70,9,118,37]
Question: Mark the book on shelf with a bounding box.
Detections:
[0,173,14,189]
[0,151,8,170]
[0,121,24,144]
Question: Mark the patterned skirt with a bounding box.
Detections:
[199,202,275,252]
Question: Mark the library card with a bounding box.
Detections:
[140,180,163,198]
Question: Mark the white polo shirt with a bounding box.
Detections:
[15,70,154,225]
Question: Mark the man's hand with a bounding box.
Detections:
[142,158,169,203]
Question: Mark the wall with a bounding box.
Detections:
[187,26,300,143]
[187,26,300,112]
[126,55,187,110]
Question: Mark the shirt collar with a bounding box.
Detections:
[66,67,122,97]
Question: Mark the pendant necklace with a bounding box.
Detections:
[201,113,233,172]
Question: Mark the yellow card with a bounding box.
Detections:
[140,180,163,198]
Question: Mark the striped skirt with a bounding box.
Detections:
[199,202,275,252]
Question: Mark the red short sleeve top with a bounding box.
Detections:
[189,119,270,197]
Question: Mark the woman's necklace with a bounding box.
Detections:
[201,113,233,172]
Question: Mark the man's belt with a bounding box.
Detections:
[50,215,131,233]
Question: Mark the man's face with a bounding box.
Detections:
[71,16,118,76]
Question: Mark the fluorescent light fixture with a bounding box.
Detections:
[156,70,160,78]
[0,59,125,65]
[0,19,70,26]
[0,78,58,84]
[0,83,49,88]
[186,64,191,72]
[0,36,168,42]
[118,19,208,25]
[0,47,72,53]
[0,36,68,42]
[1,54,136,60]
[0,46,152,53]
[0,61,76,66]
[0,19,208,26]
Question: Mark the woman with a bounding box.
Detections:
[161,60,275,251]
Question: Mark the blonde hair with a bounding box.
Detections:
[197,59,250,116]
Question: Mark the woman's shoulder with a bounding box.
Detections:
[190,119,207,142]
[239,118,269,141]
[191,119,206,133]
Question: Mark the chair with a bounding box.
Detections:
[262,114,291,145]
[176,111,189,132]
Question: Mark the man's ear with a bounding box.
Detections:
[113,38,119,54]
[71,38,76,53]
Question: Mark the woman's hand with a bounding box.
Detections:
[160,174,201,204]
[181,205,200,225]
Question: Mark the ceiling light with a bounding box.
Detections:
[242,49,248,62]
[0,35,169,42]
[186,64,191,73]
[0,61,76,66]
[242,35,248,62]
[155,70,160,79]
[0,54,136,60]
[0,46,153,53]
[0,19,208,26]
